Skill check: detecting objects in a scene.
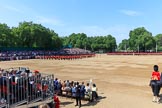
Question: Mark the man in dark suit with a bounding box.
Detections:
[75,82,81,108]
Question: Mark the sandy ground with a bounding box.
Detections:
[1,54,162,108]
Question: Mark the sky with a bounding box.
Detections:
[0,0,162,44]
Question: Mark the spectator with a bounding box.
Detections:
[85,83,92,101]
[150,65,161,103]
[75,82,81,108]
[92,83,98,101]
[80,82,85,99]
[72,82,77,97]
[54,78,58,91]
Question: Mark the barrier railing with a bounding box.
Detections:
[0,67,54,108]
[107,52,162,55]
[0,74,8,108]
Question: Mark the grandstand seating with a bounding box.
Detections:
[0,48,95,61]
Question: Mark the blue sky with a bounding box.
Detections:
[0,0,162,44]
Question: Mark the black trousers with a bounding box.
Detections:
[92,91,98,101]
[151,83,161,96]
[76,96,81,107]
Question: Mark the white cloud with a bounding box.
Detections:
[120,9,141,16]
[36,16,64,26]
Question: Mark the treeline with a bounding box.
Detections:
[0,21,116,52]
[62,33,116,52]
[118,27,162,52]
[0,21,62,50]
[0,21,162,52]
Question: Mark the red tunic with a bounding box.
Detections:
[152,71,160,80]
[54,95,60,108]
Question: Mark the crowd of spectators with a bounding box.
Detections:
[0,66,98,108]
[0,67,54,108]
[63,48,91,55]
[0,48,93,61]
[54,78,98,102]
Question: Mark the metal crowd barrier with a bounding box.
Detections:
[0,68,54,108]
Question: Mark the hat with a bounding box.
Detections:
[34,70,39,73]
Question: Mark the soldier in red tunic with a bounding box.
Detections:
[54,93,60,108]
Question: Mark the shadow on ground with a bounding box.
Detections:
[81,96,107,107]
[60,101,74,106]
[157,94,162,104]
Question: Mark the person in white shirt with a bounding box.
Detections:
[92,83,98,101]
[85,83,92,101]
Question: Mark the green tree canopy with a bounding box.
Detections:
[128,27,155,52]
[0,23,15,47]
[1,21,162,52]
[11,21,62,49]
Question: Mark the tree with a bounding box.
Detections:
[118,39,129,51]
[13,21,62,49]
[105,35,117,52]
[154,34,162,51]
[0,23,15,47]
[128,27,155,52]
[51,30,62,49]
